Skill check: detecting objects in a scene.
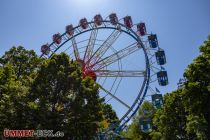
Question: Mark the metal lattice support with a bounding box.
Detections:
[40,13,168,135]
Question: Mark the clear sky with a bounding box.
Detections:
[0,0,210,120]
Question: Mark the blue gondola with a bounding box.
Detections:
[155,49,166,65]
[148,34,158,48]
[152,94,163,109]
[139,117,152,132]
[157,71,168,86]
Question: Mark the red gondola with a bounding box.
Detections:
[80,18,88,29]
[123,16,133,28]
[66,24,74,36]
[41,44,50,55]
[109,13,118,25]
[53,33,62,44]
[94,14,103,26]
[137,23,147,36]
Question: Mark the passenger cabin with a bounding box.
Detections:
[66,24,74,36]
[137,23,146,36]
[152,94,163,109]
[157,71,168,86]
[80,18,88,29]
[155,49,166,65]
[53,33,62,44]
[139,117,152,132]
[123,16,133,28]
[94,14,103,26]
[148,34,158,48]
[41,44,50,55]
[109,13,118,25]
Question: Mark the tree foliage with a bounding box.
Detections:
[150,90,188,140]
[0,64,28,130]
[182,36,210,139]
[0,47,118,139]
[0,46,41,130]
[0,46,42,80]
[151,36,210,139]
[27,53,104,139]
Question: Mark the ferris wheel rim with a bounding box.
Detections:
[41,19,151,133]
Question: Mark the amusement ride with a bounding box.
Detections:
[40,13,168,138]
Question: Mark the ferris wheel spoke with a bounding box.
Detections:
[83,29,98,61]
[93,42,141,70]
[98,84,131,109]
[89,30,121,64]
[71,37,80,60]
[95,70,145,77]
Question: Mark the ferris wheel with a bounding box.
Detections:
[40,13,168,134]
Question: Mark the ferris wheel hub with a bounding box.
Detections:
[77,59,97,81]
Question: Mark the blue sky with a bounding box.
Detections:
[0,0,210,119]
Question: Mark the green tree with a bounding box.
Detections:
[28,53,103,139]
[150,90,189,140]
[0,46,119,139]
[0,46,42,80]
[0,46,41,131]
[182,36,210,139]
[0,64,29,130]
[99,103,119,130]
[151,36,210,140]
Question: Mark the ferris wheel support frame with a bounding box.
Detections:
[41,20,151,134]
